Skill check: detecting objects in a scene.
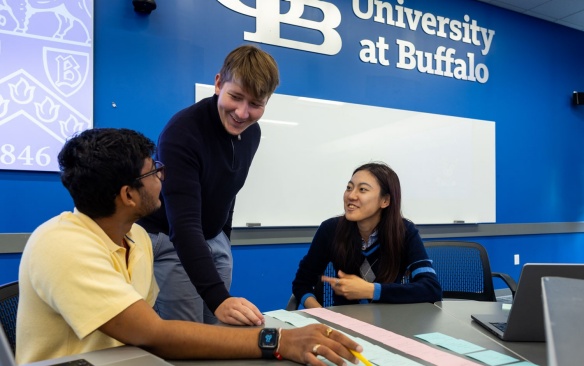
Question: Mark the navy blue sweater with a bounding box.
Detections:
[292,217,442,306]
[139,95,260,312]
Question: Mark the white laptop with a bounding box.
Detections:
[1,326,171,366]
[471,263,584,341]
[542,276,584,366]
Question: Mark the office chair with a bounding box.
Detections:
[0,281,18,354]
[424,241,517,302]
[286,262,336,310]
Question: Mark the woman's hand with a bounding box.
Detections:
[322,270,375,300]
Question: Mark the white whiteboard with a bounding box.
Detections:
[196,84,496,227]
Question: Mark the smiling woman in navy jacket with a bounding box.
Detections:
[292,162,442,308]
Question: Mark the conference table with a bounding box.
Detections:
[169,301,546,366]
[22,300,547,366]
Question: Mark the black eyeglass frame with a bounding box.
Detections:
[135,160,165,183]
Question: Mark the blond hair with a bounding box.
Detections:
[218,44,280,100]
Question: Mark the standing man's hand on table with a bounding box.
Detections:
[215,297,265,325]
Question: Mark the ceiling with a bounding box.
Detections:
[476,0,584,32]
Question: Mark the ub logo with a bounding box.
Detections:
[218,0,342,55]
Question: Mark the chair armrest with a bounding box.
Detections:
[286,294,298,310]
[492,272,518,299]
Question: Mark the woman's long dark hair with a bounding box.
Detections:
[332,162,405,283]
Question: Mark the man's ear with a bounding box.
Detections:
[214,74,222,95]
[118,185,138,208]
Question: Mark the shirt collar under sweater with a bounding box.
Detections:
[361,229,378,250]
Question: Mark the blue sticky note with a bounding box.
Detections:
[439,338,485,354]
[466,350,519,366]
[414,332,455,343]
[415,332,485,354]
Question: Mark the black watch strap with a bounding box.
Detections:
[258,328,279,359]
[260,347,275,359]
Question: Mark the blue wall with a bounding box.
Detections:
[2,0,584,311]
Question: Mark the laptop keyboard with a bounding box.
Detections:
[490,322,508,332]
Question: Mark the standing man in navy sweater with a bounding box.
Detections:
[139,45,279,325]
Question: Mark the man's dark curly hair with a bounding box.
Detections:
[58,128,155,219]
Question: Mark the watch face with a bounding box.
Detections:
[259,328,278,348]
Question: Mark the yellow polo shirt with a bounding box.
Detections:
[16,209,159,364]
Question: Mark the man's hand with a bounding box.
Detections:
[101,300,363,362]
[322,270,375,300]
[215,297,265,326]
[280,324,362,366]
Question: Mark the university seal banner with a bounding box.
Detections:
[0,0,93,172]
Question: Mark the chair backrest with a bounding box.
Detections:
[424,241,496,301]
[288,262,337,310]
[0,281,19,355]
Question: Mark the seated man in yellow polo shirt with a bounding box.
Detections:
[16,128,361,366]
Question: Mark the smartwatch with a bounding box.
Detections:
[258,328,279,359]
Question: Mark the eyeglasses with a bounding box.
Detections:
[135,161,165,183]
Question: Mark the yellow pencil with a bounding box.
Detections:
[349,349,373,366]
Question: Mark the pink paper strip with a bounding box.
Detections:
[302,308,481,366]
